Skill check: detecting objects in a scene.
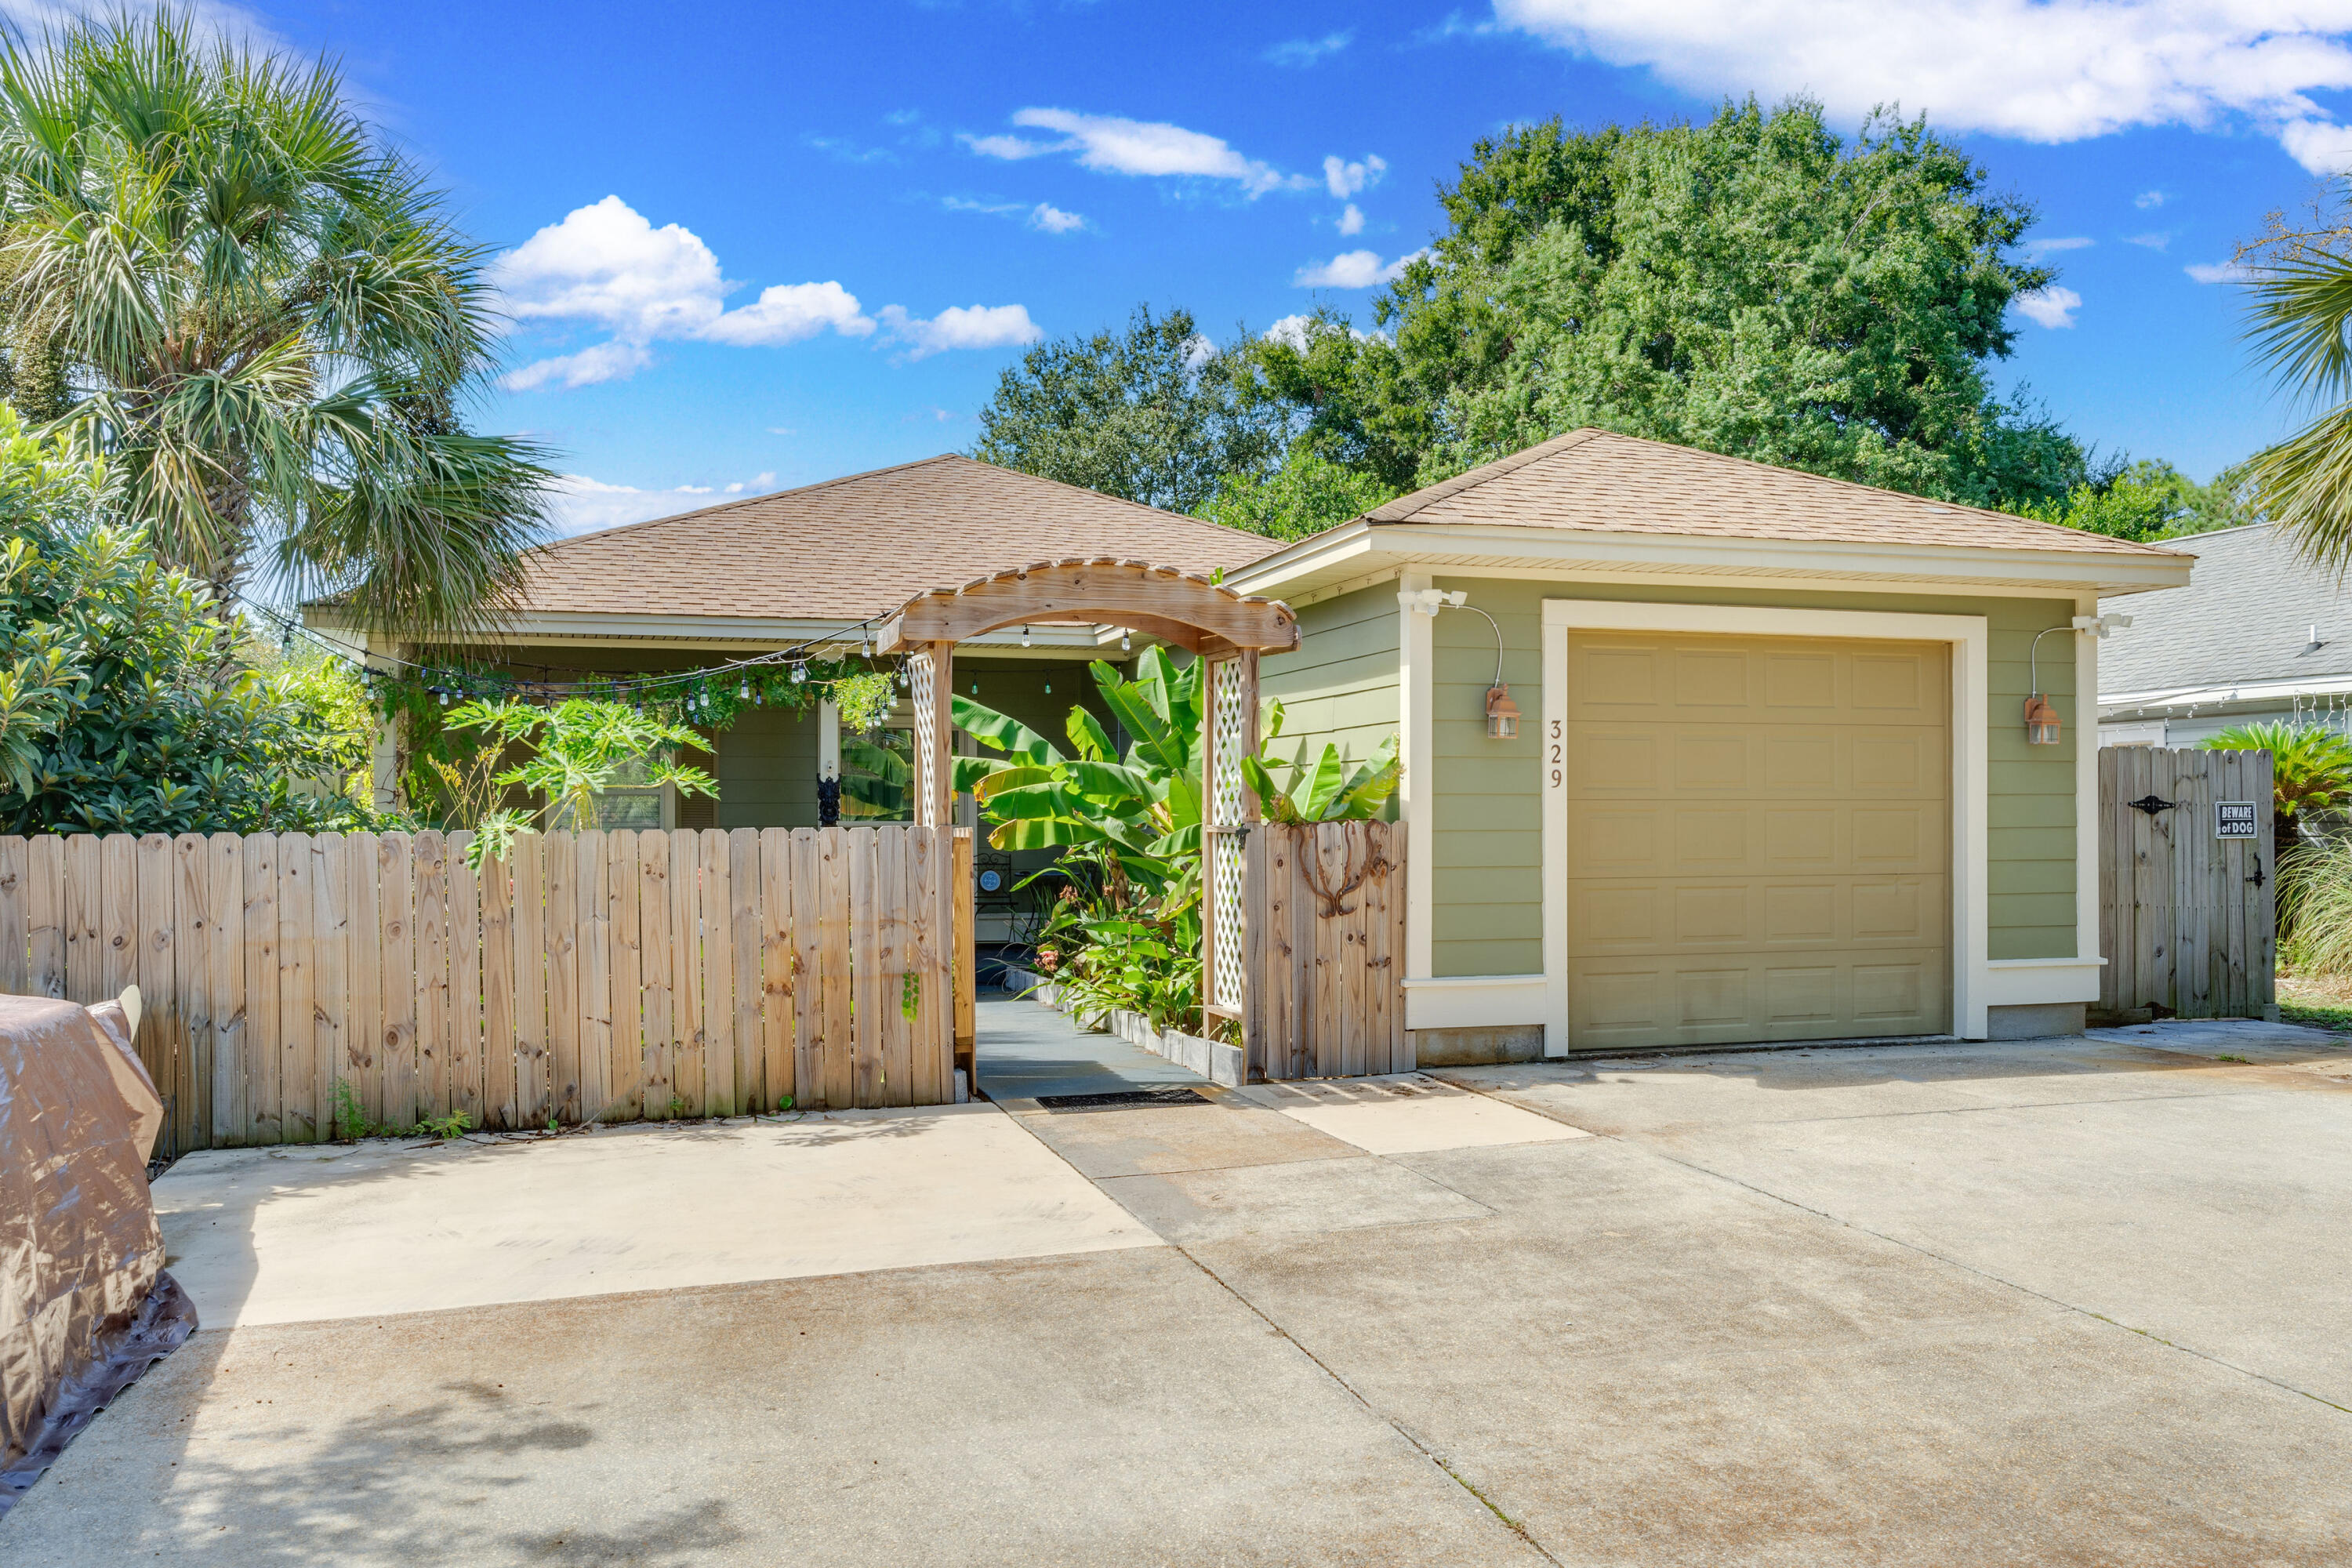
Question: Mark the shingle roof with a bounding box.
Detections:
[2098,522,2350,696]
[1365,428,2182,558]
[516,453,1279,620]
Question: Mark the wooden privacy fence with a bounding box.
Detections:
[1247,821,1406,1079]
[0,826,965,1155]
[2097,747,2276,1023]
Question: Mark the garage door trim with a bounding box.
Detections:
[1539,600,1990,1054]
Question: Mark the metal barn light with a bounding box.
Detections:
[2024,695,2062,746]
[1486,682,1521,740]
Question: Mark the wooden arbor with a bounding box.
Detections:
[876,558,1299,1040]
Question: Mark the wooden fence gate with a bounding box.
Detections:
[0,825,969,1156]
[1247,821,1408,1079]
[2096,747,2276,1023]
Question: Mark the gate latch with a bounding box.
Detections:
[2126,794,2177,816]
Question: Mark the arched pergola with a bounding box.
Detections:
[877,557,1300,1039]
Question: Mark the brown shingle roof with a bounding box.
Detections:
[1366,429,2182,558]
[517,453,1279,620]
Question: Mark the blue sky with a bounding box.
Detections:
[241,0,2352,532]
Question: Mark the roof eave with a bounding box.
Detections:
[1229,520,2195,600]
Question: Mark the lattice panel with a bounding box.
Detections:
[1210,831,1246,1010]
[909,652,939,827]
[1209,655,1248,829]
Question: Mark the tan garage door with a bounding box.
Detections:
[1563,631,1951,1051]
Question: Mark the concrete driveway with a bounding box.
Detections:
[11,1005,2352,1565]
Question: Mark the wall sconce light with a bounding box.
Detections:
[1399,586,1519,742]
[2023,618,2121,746]
[2024,695,2062,746]
[1486,682,1520,740]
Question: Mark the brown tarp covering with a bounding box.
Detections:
[0,993,196,1513]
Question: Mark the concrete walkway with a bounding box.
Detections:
[13,1010,2352,1565]
[973,989,1210,1101]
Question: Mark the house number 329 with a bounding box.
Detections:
[1549,719,1563,788]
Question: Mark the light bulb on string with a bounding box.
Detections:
[792,663,808,684]
[1120,629,1131,652]
[1020,626,1031,648]
[738,680,750,701]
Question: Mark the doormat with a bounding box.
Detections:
[1036,1087,1211,1112]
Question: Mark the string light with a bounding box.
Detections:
[1120,629,1131,652]
[1020,626,1031,648]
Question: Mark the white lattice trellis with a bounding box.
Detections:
[909,652,939,827]
[1207,655,1250,1011]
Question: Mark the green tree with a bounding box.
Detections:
[0,407,372,834]
[2230,193,2352,568]
[1195,448,1397,542]
[0,8,552,633]
[1243,101,2089,510]
[2024,458,2259,542]
[443,697,715,868]
[971,305,1287,512]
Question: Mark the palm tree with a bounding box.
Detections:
[0,9,550,634]
[2199,720,2352,865]
[2241,204,2352,566]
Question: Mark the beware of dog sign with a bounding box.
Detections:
[2216,800,2259,840]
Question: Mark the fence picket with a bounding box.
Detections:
[669,828,704,1116]
[608,829,642,1124]
[481,840,516,1129]
[0,835,24,996]
[543,831,578,1123]
[276,833,314,1142]
[760,827,793,1112]
[909,825,946,1105]
[27,835,64,999]
[848,827,883,1108]
[509,833,546,1127]
[171,835,212,1155]
[135,834,182,1153]
[700,829,735,1116]
[414,832,450,1123]
[789,829,828,1111]
[729,828,763,1113]
[241,835,279,1142]
[637,830,673,1120]
[206,835,244,1145]
[310,835,348,1146]
[378,835,416,1131]
[346,834,381,1135]
[448,834,483,1129]
[577,830,612,1123]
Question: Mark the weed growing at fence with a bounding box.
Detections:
[418,1110,475,1139]
[331,1081,474,1141]
[332,1080,379,1141]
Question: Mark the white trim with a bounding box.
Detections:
[2074,593,2101,971]
[1403,975,1548,1030]
[1984,956,2105,1006]
[1229,521,2194,604]
[2100,670,2352,712]
[1541,613,1570,1056]
[1539,599,1994,1048]
[1398,572,1435,982]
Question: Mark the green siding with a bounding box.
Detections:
[1422,579,2082,977]
[713,703,822,828]
[1258,584,1402,793]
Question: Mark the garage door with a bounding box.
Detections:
[1563,631,1951,1051]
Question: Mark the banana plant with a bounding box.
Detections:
[951,645,1203,891]
[1240,699,1403,823]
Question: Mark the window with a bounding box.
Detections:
[590,757,667,830]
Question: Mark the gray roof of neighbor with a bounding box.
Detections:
[1368,428,2185,557]
[514,453,1279,620]
[2098,522,2352,696]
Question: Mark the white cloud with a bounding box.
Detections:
[1266,31,1353,66]
[2136,189,2169,209]
[2126,231,2172,250]
[546,472,782,537]
[702,281,874,347]
[2186,260,2255,283]
[495,197,1021,389]
[1495,0,2352,172]
[2022,235,2092,258]
[1264,314,1316,350]
[1029,202,1087,234]
[502,340,655,392]
[1323,154,1388,199]
[2012,285,2082,328]
[944,196,1026,216]
[1338,202,1366,235]
[879,303,1045,358]
[1294,249,1423,288]
[967,107,1305,196]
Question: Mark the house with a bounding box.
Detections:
[310,430,2196,1060]
[2096,521,2351,745]
[1227,429,2190,1058]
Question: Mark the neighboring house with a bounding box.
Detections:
[1227,429,2188,1057]
[2096,521,2352,745]
[312,430,2195,1058]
